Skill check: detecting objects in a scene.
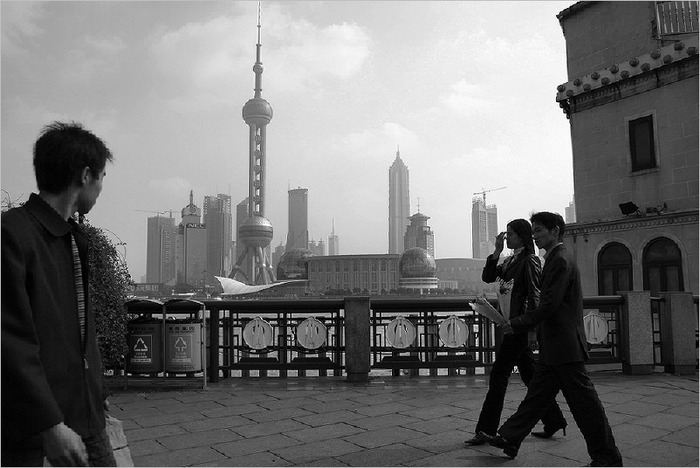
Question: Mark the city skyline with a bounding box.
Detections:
[1,1,576,281]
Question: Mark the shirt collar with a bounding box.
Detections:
[543,242,564,260]
[24,193,74,237]
[512,247,525,257]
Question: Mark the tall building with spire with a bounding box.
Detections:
[404,211,435,257]
[388,148,410,254]
[176,190,207,286]
[472,197,498,259]
[328,219,339,255]
[286,187,309,251]
[230,4,275,284]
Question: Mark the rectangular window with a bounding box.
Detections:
[629,115,656,171]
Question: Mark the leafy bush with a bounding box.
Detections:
[84,221,133,371]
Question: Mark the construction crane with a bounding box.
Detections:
[135,209,174,218]
[473,186,507,205]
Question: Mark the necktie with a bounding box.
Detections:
[71,234,86,345]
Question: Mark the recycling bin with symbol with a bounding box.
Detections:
[126,317,163,374]
[164,319,202,373]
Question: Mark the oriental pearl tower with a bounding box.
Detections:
[230,4,276,285]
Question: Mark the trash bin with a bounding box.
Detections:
[164,319,202,373]
[126,317,163,374]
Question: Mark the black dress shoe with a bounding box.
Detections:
[464,434,487,446]
[477,431,518,459]
[532,424,567,439]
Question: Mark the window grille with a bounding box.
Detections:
[656,1,699,35]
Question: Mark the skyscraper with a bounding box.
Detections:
[203,194,233,283]
[176,190,207,286]
[328,219,339,255]
[404,211,435,257]
[472,197,498,259]
[231,5,276,284]
[565,197,576,223]
[388,148,410,254]
[146,213,176,284]
[286,187,309,251]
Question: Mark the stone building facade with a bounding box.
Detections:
[556,1,698,295]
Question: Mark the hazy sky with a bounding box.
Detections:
[1,1,575,281]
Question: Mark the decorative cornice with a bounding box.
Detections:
[556,36,698,102]
[564,210,699,238]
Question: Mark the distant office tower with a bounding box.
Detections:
[309,239,326,256]
[328,219,339,255]
[176,190,207,286]
[388,148,410,254]
[404,212,435,257]
[203,194,233,283]
[472,197,498,259]
[286,188,309,251]
[271,242,285,270]
[146,214,176,284]
[565,197,576,223]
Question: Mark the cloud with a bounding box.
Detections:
[329,122,418,162]
[1,2,44,55]
[442,79,493,117]
[148,177,193,201]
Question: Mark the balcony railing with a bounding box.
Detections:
[656,1,699,35]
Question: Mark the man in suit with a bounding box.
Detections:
[2,122,116,466]
[479,212,622,467]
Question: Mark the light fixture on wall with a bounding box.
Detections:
[646,202,668,215]
[619,202,642,216]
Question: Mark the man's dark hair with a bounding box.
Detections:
[530,211,566,240]
[33,121,113,194]
[507,218,535,255]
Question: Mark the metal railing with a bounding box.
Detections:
[656,1,699,35]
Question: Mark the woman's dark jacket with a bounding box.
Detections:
[482,250,542,325]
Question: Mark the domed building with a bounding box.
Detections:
[276,248,314,280]
[399,247,438,293]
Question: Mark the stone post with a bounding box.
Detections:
[660,292,697,375]
[344,296,371,382]
[620,291,654,374]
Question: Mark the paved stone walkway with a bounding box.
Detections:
[108,371,698,467]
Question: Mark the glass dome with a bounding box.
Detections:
[276,248,314,280]
[399,247,437,278]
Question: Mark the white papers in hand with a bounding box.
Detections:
[469,300,507,326]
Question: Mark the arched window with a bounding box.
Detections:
[643,238,683,295]
[598,243,633,295]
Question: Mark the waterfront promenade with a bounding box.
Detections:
[109,370,698,467]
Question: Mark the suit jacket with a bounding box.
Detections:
[510,244,589,365]
[482,250,541,322]
[1,194,107,447]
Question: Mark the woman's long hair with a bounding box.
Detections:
[507,218,535,255]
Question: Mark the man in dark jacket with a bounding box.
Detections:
[2,122,115,466]
[480,212,622,467]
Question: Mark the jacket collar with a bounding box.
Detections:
[25,193,74,237]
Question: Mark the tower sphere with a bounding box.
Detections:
[239,215,274,248]
[399,247,437,278]
[242,97,273,127]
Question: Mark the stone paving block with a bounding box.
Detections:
[402,415,469,434]
[313,390,369,402]
[611,422,671,445]
[134,446,227,467]
[335,442,433,466]
[213,433,300,457]
[342,426,425,449]
[624,439,700,467]
[659,424,699,447]
[173,390,234,402]
[110,404,167,419]
[348,392,408,406]
[193,451,292,467]
[263,389,325,399]
[233,418,310,438]
[300,398,362,413]
[405,449,509,467]
[304,456,351,466]
[124,423,187,442]
[603,410,637,426]
[598,391,645,404]
[157,428,242,450]
[119,418,141,431]
[608,400,669,416]
[128,439,167,457]
[258,396,321,411]
[284,422,364,442]
[130,410,208,428]
[348,413,416,430]
[664,402,699,417]
[200,402,263,418]
[353,401,415,417]
[632,412,698,431]
[212,394,278,405]
[179,414,251,432]
[404,428,479,455]
[400,403,463,420]
[244,406,315,423]
[639,392,698,406]
[295,409,366,427]
[271,439,363,464]
[533,435,589,464]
